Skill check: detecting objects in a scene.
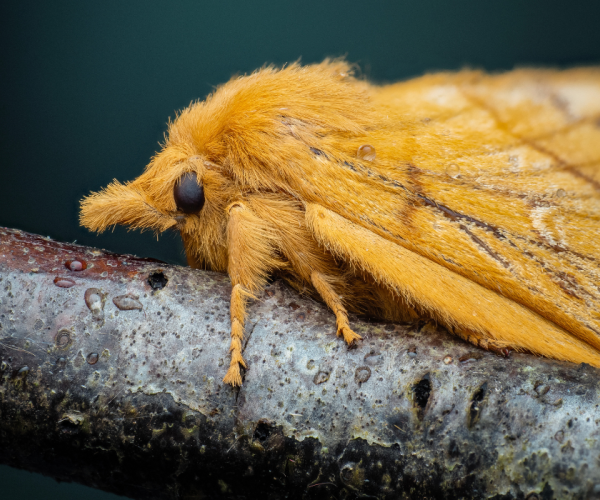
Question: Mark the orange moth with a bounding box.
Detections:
[80,60,600,385]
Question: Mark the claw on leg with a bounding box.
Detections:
[223,360,243,387]
[311,270,362,346]
[339,325,362,346]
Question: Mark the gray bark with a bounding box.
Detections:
[0,226,599,500]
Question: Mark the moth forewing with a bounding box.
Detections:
[305,203,600,367]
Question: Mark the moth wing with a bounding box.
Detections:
[306,203,600,366]
[300,68,600,356]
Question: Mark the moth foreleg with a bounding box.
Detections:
[311,270,362,346]
[222,203,282,386]
[222,283,250,386]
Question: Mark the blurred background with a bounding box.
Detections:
[1,1,599,498]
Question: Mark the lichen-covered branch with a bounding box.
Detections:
[0,227,599,500]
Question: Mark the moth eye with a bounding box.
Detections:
[174,173,205,214]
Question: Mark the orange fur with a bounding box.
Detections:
[80,60,600,385]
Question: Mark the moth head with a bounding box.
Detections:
[80,150,237,270]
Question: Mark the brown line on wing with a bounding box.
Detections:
[324,143,598,268]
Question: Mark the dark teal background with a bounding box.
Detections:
[1,1,599,498]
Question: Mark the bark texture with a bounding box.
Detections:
[0,227,599,500]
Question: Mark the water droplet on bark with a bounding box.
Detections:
[65,259,87,271]
[54,277,76,288]
[113,294,143,311]
[84,288,106,320]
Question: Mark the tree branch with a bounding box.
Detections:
[0,227,599,499]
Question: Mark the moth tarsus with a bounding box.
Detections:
[80,60,600,385]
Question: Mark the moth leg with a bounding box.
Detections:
[223,284,250,386]
[452,326,512,357]
[222,202,281,386]
[311,270,362,345]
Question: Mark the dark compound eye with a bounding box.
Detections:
[174,173,205,214]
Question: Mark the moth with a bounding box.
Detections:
[80,60,600,385]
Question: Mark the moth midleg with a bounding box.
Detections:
[311,270,362,345]
[306,203,600,367]
[223,203,282,386]
[247,194,365,343]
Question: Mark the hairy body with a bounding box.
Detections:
[81,60,600,385]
